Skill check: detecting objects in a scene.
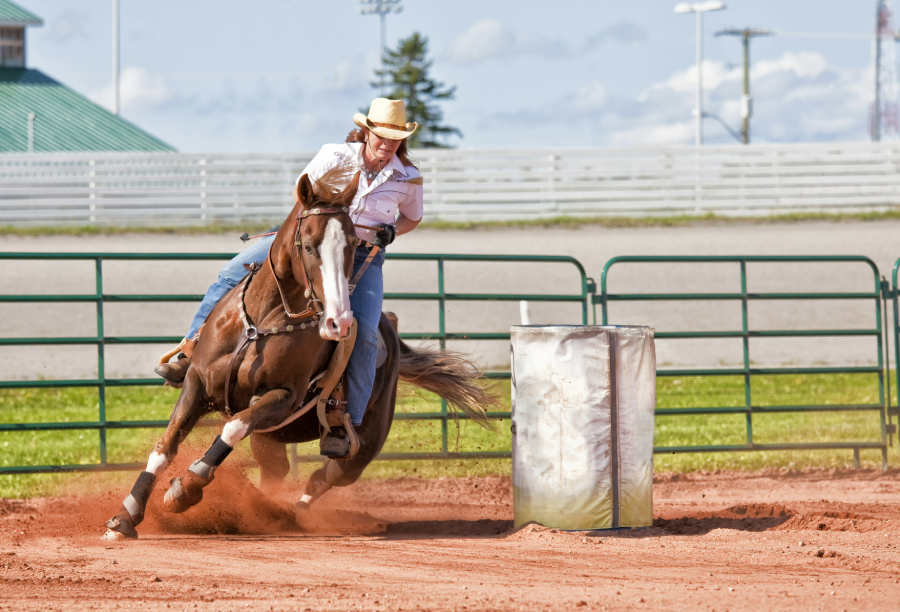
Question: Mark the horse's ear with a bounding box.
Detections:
[338,171,361,206]
[295,174,314,209]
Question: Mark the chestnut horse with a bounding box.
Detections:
[102,167,494,541]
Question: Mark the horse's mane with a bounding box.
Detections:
[309,163,357,205]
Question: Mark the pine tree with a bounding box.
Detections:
[374,32,461,149]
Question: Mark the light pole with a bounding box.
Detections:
[112,0,119,115]
[675,1,726,146]
[716,27,771,144]
[359,0,403,96]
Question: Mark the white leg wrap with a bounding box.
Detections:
[221,419,250,446]
[146,451,169,475]
[299,494,313,505]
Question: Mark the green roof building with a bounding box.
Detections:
[0,0,174,152]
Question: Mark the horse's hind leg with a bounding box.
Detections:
[250,433,290,496]
[102,369,207,541]
[162,387,296,514]
[295,464,335,512]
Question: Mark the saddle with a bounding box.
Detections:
[251,319,361,460]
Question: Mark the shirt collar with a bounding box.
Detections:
[356,145,408,179]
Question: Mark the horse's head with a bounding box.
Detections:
[291,168,360,341]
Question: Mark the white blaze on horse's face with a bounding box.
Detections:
[318,218,353,340]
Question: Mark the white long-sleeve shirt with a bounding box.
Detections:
[297,142,424,242]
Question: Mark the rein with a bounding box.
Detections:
[223,205,354,415]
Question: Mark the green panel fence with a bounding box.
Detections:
[600,255,890,469]
[2,252,897,476]
[888,257,900,441]
[0,252,594,474]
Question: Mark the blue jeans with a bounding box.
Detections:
[187,234,277,339]
[186,237,384,427]
[347,246,384,426]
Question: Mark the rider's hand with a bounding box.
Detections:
[371,223,396,249]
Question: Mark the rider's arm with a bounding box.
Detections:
[395,174,424,233]
[395,212,421,236]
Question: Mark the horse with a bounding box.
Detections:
[102,166,496,541]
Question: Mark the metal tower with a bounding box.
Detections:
[872,0,900,141]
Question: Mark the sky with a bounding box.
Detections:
[16,0,891,152]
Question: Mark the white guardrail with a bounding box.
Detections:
[2,142,900,226]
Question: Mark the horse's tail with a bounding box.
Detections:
[397,338,499,431]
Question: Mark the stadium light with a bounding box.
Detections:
[674,1,727,146]
[359,0,403,95]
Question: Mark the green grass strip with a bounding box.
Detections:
[0,373,896,498]
[3,209,900,237]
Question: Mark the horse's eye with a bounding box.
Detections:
[304,244,314,254]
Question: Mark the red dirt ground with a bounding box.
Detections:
[2,468,900,611]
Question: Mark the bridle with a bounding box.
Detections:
[268,204,352,322]
[224,203,376,415]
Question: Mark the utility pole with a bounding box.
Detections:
[359,0,403,96]
[716,27,771,144]
[675,2,727,146]
[112,0,119,115]
[872,0,900,141]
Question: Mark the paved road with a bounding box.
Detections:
[2,219,898,379]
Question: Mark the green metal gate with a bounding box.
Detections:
[0,252,593,474]
[600,255,890,468]
[887,257,900,443]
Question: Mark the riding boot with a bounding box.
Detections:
[320,426,350,458]
[154,353,191,388]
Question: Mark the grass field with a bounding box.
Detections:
[0,373,897,498]
[4,209,900,237]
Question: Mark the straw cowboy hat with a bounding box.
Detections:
[353,98,418,140]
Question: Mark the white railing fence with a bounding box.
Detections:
[2,142,900,226]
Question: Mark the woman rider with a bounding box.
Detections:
[155,98,424,457]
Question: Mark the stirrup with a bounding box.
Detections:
[320,426,350,458]
[319,414,361,460]
[154,354,191,388]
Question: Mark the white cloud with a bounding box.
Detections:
[486,51,872,145]
[447,19,643,64]
[607,122,694,147]
[46,9,90,44]
[90,67,177,114]
[446,19,520,63]
[325,60,365,93]
[753,51,828,81]
[573,82,607,111]
[583,22,646,51]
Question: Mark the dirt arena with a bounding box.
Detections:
[2,469,900,611]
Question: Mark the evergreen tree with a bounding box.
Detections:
[374,32,461,149]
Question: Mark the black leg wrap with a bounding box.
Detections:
[204,435,234,466]
[188,435,233,480]
[122,471,156,523]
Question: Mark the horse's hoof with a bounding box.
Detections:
[100,529,130,542]
[162,477,203,513]
[101,516,137,541]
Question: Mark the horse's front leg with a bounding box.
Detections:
[102,369,208,540]
[162,387,297,514]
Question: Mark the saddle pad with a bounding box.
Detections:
[376,327,388,368]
